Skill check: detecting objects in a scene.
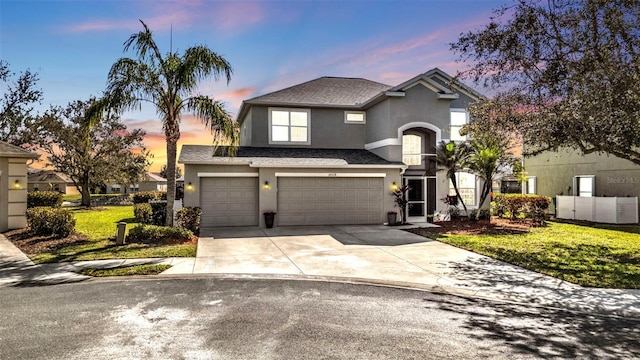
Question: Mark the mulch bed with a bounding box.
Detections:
[4,228,91,255]
[409,217,537,236]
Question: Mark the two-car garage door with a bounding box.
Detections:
[277,177,384,226]
[199,176,384,227]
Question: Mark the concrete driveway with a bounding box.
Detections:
[197,225,576,296]
[194,225,640,318]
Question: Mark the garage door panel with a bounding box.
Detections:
[277,177,383,226]
[200,177,258,227]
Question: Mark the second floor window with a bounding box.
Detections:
[269,108,310,144]
[450,109,469,141]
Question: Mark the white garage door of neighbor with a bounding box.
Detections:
[200,177,258,227]
[277,177,384,226]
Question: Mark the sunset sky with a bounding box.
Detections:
[1,0,509,172]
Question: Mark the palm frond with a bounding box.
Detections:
[186,95,238,153]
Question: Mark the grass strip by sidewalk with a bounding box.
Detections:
[418,221,640,289]
[77,264,172,277]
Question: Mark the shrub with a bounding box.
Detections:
[175,207,201,234]
[150,200,167,226]
[26,207,76,237]
[132,191,166,204]
[133,203,153,224]
[492,194,551,224]
[126,224,193,244]
[27,191,63,208]
[469,209,491,220]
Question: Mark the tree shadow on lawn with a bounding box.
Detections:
[424,292,640,359]
[444,256,640,315]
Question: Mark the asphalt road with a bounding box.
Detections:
[0,278,638,359]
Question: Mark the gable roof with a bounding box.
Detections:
[245,77,392,108]
[236,68,483,122]
[143,172,167,182]
[0,141,39,159]
[237,77,392,122]
[179,145,404,167]
[28,170,73,184]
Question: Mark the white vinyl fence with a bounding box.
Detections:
[556,196,639,224]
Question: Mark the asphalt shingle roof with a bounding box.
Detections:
[28,170,73,183]
[0,141,39,159]
[179,145,403,167]
[245,77,392,107]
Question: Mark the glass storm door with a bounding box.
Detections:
[406,178,425,221]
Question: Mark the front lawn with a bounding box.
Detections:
[412,220,640,289]
[10,206,196,264]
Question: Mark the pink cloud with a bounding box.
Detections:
[64,0,267,33]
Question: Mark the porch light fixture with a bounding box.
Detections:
[391,182,399,191]
[186,182,194,191]
[13,180,22,189]
[263,181,271,190]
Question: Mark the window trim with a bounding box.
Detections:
[268,107,311,145]
[344,111,366,124]
[574,175,595,197]
[524,176,537,194]
[450,108,469,142]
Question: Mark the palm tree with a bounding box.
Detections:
[466,135,521,220]
[106,20,237,226]
[435,140,471,215]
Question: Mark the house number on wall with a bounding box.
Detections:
[327,173,337,177]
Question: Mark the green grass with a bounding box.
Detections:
[62,193,127,202]
[77,264,172,277]
[30,206,197,264]
[424,221,640,289]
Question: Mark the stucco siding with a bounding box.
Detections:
[245,106,366,148]
[524,148,640,215]
[240,108,253,146]
[0,158,30,231]
[184,163,402,227]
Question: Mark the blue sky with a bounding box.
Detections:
[1,0,508,170]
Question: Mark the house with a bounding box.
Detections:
[179,68,483,228]
[0,141,39,231]
[27,170,79,195]
[522,148,640,215]
[105,172,168,194]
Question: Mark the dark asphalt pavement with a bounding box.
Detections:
[0,278,638,359]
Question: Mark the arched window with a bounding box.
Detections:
[402,134,422,165]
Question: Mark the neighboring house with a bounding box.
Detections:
[106,172,168,194]
[27,170,79,195]
[0,141,39,231]
[179,68,483,228]
[523,149,640,214]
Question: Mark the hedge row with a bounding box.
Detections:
[126,224,193,244]
[26,207,76,237]
[132,191,167,204]
[492,194,551,223]
[27,191,63,208]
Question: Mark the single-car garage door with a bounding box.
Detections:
[277,177,384,226]
[200,177,258,227]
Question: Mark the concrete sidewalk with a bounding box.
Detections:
[2,227,639,318]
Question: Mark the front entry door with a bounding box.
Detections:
[405,178,425,222]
